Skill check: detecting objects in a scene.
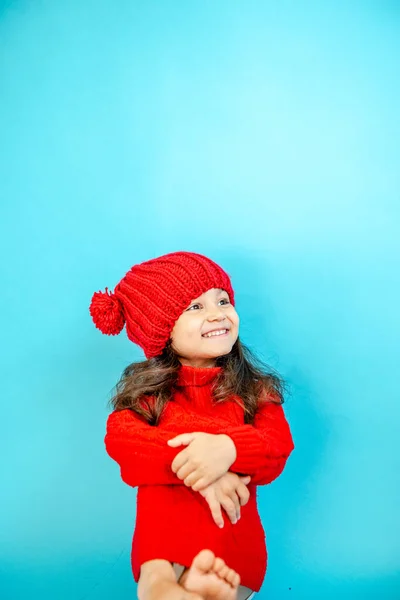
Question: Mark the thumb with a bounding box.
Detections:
[167,433,196,447]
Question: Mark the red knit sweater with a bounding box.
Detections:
[104,364,295,592]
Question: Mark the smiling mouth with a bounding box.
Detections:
[202,329,229,339]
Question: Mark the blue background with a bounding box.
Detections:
[1,1,399,598]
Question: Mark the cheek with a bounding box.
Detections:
[229,309,239,327]
[186,321,202,338]
[173,318,200,341]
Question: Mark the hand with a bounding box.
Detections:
[167,432,237,491]
[199,472,251,528]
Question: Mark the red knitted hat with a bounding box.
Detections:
[89,251,235,359]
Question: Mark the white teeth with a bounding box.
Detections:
[203,329,228,338]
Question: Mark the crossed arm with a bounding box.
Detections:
[104,396,294,489]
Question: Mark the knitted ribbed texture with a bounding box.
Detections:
[104,364,295,592]
[89,251,235,359]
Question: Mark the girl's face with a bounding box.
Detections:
[170,287,239,368]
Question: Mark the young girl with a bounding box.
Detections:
[89,251,295,600]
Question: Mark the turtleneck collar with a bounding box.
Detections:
[176,363,223,387]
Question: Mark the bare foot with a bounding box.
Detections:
[179,549,240,600]
[139,577,203,600]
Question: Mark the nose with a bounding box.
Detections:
[207,308,225,321]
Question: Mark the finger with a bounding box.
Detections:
[171,452,189,475]
[191,476,212,492]
[230,491,241,520]
[167,433,195,447]
[176,461,194,481]
[183,470,202,488]
[221,497,237,524]
[239,476,251,484]
[207,496,224,528]
[236,483,250,507]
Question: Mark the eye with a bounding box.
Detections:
[187,297,230,311]
[188,304,201,311]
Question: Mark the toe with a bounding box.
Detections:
[213,557,225,574]
[226,568,240,588]
[192,549,215,573]
[226,569,236,585]
[219,565,230,579]
[233,572,241,588]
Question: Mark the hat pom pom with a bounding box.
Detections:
[89,287,125,335]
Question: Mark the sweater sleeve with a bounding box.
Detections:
[104,408,187,487]
[225,394,295,486]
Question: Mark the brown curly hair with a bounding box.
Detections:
[107,336,288,426]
